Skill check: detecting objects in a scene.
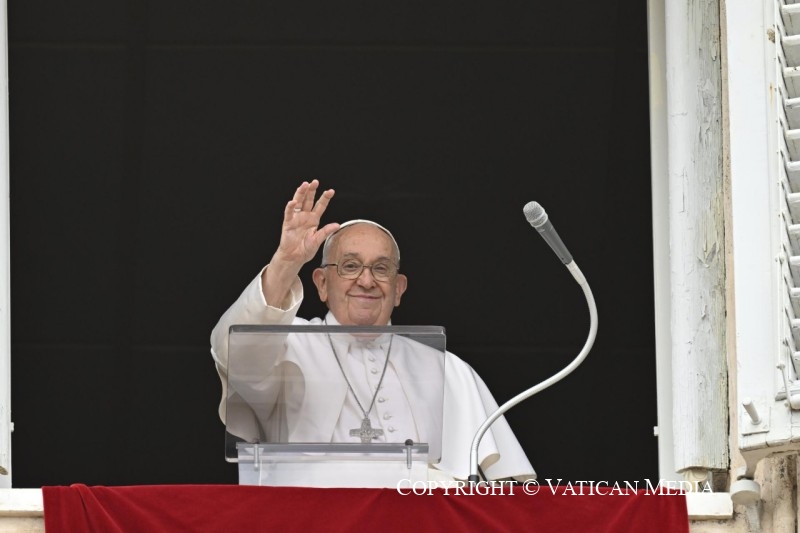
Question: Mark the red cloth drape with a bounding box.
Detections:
[43,483,689,533]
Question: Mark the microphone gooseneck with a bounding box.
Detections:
[467,202,598,483]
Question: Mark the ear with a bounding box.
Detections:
[312,268,328,302]
[393,274,408,307]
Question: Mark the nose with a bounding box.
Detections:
[356,266,377,286]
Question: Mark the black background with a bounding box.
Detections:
[8,1,655,486]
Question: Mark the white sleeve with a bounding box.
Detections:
[436,353,536,481]
[209,266,304,428]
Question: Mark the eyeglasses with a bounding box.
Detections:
[322,259,399,281]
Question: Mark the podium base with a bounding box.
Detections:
[236,442,431,488]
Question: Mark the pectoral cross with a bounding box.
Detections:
[350,417,384,443]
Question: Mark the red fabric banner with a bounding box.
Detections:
[43,483,689,533]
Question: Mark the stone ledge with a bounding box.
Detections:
[686,492,734,520]
[0,489,43,517]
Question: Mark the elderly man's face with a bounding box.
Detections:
[312,224,407,326]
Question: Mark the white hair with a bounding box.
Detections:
[321,219,400,265]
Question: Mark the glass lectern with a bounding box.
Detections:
[225,325,446,487]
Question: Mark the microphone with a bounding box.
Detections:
[467,202,598,483]
[523,201,573,264]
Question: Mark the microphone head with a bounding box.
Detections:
[523,201,548,228]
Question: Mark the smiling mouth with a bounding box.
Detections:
[350,294,378,300]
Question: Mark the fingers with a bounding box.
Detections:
[312,187,335,215]
[318,222,341,240]
[310,222,341,250]
[288,181,311,214]
[283,198,302,220]
[286,179,335,219]
[284,180,313,220]
[302,180,319,211]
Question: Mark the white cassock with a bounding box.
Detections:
[210,268,536,481]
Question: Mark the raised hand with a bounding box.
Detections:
[275,180,340,265]
[263,180,340,307]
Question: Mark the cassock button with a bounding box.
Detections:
[383,413,392,420]
[377,397,386,403]
[370,368,378,374]
[388,426,396,432]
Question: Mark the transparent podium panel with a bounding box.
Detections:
[225,325,446,487]
[236,443,430,487]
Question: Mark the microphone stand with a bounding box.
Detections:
[467,260,598,483]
